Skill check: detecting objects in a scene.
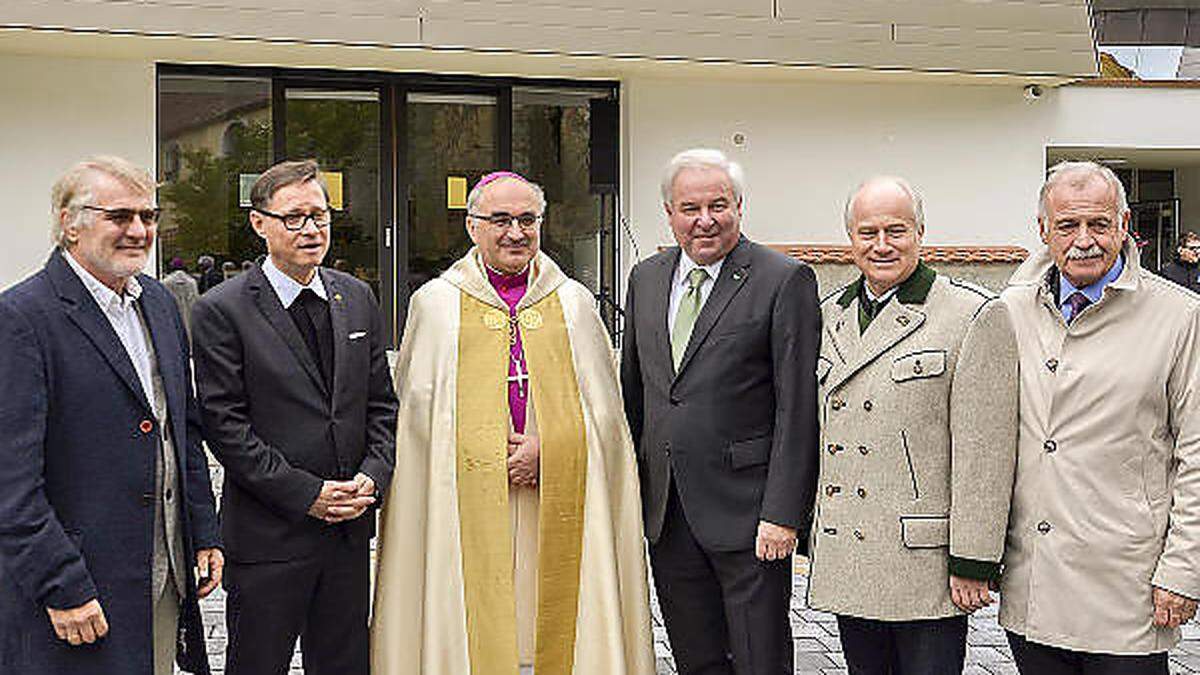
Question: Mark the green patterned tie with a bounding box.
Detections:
[672,267,710,369]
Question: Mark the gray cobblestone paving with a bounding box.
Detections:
[196,463,1200,674]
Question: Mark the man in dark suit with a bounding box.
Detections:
[192,159,398,675]
[0,156,222,675]
[621,148,821,675]
[1159,230,1200,294]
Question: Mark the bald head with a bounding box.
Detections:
[844,176,924,234]
[844,175,926,296]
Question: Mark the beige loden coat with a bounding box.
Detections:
[806,265,1019,621]
[999,237,1200,654]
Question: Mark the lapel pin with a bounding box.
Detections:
[897,315,910,326]
[333,293,343,303]
[732,268,747,281]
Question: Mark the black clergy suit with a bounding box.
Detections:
[621,236,821,675]
[191,263,397,675]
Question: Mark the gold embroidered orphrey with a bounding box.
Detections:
[456,291,588,675]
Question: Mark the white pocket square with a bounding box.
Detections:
[348,331,368,341]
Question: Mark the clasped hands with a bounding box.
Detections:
[308,472,377,523]
[508,432,540,488]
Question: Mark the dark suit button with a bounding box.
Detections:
[858,445,869,455]
[142,493,154,506]
[139,420,154,434]
[854,529,865,540]
[825,485,841,496]
[863,400,873,412]
[669,396,681,406]
[664,442,671,456]
[823,527,837,536]
[1037,521,1052,534]
[1046,358,1059,373]
[857,487,867,499]
[1044,440,1057,453]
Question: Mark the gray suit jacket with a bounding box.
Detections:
[621,237,821,551]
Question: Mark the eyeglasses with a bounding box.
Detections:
[1183,245,1200,252]
[252,207,332,231]
[81,205,162,226]
[468,212,542,232]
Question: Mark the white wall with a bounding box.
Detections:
[0,54,155,289]
[622,76,1053,264]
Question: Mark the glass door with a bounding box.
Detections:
[399,89,500,307]
[279,84,390,317]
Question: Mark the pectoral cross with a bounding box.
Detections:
[507,357,529,399]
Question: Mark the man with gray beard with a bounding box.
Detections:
[999,161,1200,674]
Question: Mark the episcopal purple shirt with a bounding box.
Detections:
[486,265,530,433]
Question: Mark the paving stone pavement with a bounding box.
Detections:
[196,463,1200,674]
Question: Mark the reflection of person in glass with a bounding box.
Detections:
[191,159,397,675]
[162,257,199,339]
[372,171,655,675]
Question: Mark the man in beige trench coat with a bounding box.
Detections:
[1000,160,1200,674]
[806,176,1019,674]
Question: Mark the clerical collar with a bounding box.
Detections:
[484,263,530,291]
[837,261,936,308]
[262,255,327,309]
[1058,254,1123,309]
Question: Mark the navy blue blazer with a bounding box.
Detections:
[0,248,220,675]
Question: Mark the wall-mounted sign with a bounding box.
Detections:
[447,176,468,209]
[238,171,344,210]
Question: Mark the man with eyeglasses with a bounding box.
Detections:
[191,159,397,675]
[1000,161,1200,673]
[0,156,221,675]
[1159,230,1200,294]
[371,171,655,674]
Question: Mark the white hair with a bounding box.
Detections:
[464,173,547,216]
[660,148,745,205]
[50,155,155,247]
[843,175,926,231]
[1038,160,1130,222]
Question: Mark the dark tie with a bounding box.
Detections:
[288,288,334,390]
[1064,291,1092,324]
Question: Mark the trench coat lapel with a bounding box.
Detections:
[247,264,328,397]
[674,239,751,381]
[46,249,153,414]
[826,298,925,392]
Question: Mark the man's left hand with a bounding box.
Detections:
[950,575,993,613]
[1153,586,1198,627]
[195,548,224,599]
[755,520,796,561]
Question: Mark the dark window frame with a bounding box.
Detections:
[156,63,621,342]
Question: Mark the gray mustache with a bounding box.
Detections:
[1066,244,1103,260]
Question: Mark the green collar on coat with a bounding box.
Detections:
[837,261,937,308]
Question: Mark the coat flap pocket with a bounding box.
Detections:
[728,435,772,470]
[900,515,949,549]
[891,350,946,383]
[817,357,833,383]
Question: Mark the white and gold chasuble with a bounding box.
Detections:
[371,250,655,675]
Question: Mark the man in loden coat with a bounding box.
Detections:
[806,176,1018,674]
[1001,160,1200,673]
[0,156,222,675]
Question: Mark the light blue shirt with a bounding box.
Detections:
[1059,254,1124,321]
[262,256,327,309]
